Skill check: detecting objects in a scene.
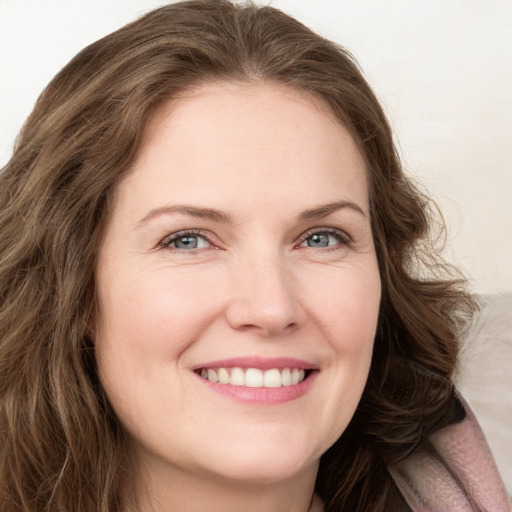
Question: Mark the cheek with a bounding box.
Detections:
[301,263,380,444]
[93,267,222,434]
[97,266,221,356]
[332,269,380,380]
[303,262,381,344]
[93,264,233,420]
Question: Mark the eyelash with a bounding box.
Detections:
[159,229,214,252]
[158,227,351,252]
[297,227,351,250]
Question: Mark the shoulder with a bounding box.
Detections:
[387,392,512,512]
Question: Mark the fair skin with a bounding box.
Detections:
[94,81,381,512]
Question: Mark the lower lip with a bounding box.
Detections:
[194,371,317,404]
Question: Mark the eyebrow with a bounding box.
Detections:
[138,205,232,225]
[137,199,367,226]
[297,200,367,221]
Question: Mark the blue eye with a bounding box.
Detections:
[161,231,211,251]
[300,230,349,249]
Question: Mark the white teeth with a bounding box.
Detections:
[207,369,218,383]
[199,367,308,388]
[218,367,230,384]
[245,368,263,387]
[281,368,292,386]
[263,368,282,388]
[230,367,245,386]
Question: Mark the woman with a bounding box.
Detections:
[0,1,509,511]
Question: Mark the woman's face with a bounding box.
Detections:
[95,82,381,488]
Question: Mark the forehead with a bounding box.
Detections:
[118,81,369,217]
[144,80,342,139]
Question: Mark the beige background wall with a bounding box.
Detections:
[1,0,511,294]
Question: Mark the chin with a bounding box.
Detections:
[193,429,322,485]
[206,455,316,485]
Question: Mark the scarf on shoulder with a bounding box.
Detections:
[388,392,511,511]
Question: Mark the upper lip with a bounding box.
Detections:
[192,356,317,371]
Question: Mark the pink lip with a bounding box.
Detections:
[193,370,317,405]
[191,356,318,405]
[192,356,316,371]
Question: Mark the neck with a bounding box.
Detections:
[124,458,323,512]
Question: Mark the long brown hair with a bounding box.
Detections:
[0,1,475,510]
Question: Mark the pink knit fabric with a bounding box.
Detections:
[388,394,512,511]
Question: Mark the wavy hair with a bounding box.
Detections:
[0,1,475,510]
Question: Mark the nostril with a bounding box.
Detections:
[232,320,298,336]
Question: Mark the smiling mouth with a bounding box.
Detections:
[195,367,313,388]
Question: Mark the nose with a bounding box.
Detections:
[225,254,303,337]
